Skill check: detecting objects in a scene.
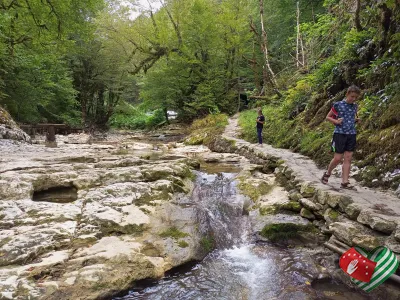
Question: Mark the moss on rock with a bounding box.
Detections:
[159,227,189,240]
[238,179,273,201]
[259,202,301,215]
[200,236,214,252]
[177,240,189,248]
[260,223,315,242]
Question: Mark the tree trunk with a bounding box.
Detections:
[354,0,362,31]
[252,42,261,93]
[258,0,280,96]
[296,1,306,68]
[81,95,87,126]
[163,107,170,125]
[237,76,241,113]
[296,1,300,68]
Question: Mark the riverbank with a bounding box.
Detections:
[0,129,209,299]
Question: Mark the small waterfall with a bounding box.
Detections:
[192,171,250,249]
[116,166,376,300]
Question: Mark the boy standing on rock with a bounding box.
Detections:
[321,85,361,189]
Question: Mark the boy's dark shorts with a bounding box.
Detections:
[331,133,356,153]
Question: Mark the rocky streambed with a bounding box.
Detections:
[0,132,206,299]
[1,130,400,299]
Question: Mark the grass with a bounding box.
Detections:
[184,114,228,146]
[200,236,214,252]
[159,227,189,240]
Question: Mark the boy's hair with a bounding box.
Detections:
[347,85,361,94]
[257,109,263,114]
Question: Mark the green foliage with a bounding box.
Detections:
[338,28,376,60]
[109,101,166,130]
[100,0,255,121]
[0,0,103,125]
[185,113,228,145]
[1,51,78,124]
[200,236,214,252]
[146,109,166,128]
[159,227,189,240]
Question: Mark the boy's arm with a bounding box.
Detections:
[256,117,265,124]
[355,105,360,123]
[326,109,341,125]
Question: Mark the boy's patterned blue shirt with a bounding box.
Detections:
[332,99,358,135]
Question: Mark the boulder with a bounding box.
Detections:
[300,182,316,198]
[394,228,400,242]
[315,190,329,205]
[329,220,387,251]
[299,198,323,213]
[288,190,302,202]
[357,210,397,234]
[326,193,353,211]
[0,107,31,143]
[324,208,340,226]
[344,203,362,220]
[300,208,315,220]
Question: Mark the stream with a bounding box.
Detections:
[1,131,398,300]
[115,164,374,300]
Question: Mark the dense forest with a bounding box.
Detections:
[1,0,399,187]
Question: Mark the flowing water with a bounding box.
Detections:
[115,165,376,300]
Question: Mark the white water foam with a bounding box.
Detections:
[222,245,279,300]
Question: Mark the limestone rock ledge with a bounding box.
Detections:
[0,152,205,300]
[0,107,31,143]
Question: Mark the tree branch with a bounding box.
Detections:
[44,0,62,38]
[354,0,362,31]
[159,0,182,46]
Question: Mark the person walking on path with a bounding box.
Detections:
[256,109,265,145]
[321,85,361,189]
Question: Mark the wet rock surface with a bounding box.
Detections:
[0,132,208,299]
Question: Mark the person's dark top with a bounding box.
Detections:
[257,115,265,128]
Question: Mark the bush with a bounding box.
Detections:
[184,113,228,146]
[109,101,165,130]
[146,109,165,128]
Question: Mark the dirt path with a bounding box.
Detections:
[223,115,400,222]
